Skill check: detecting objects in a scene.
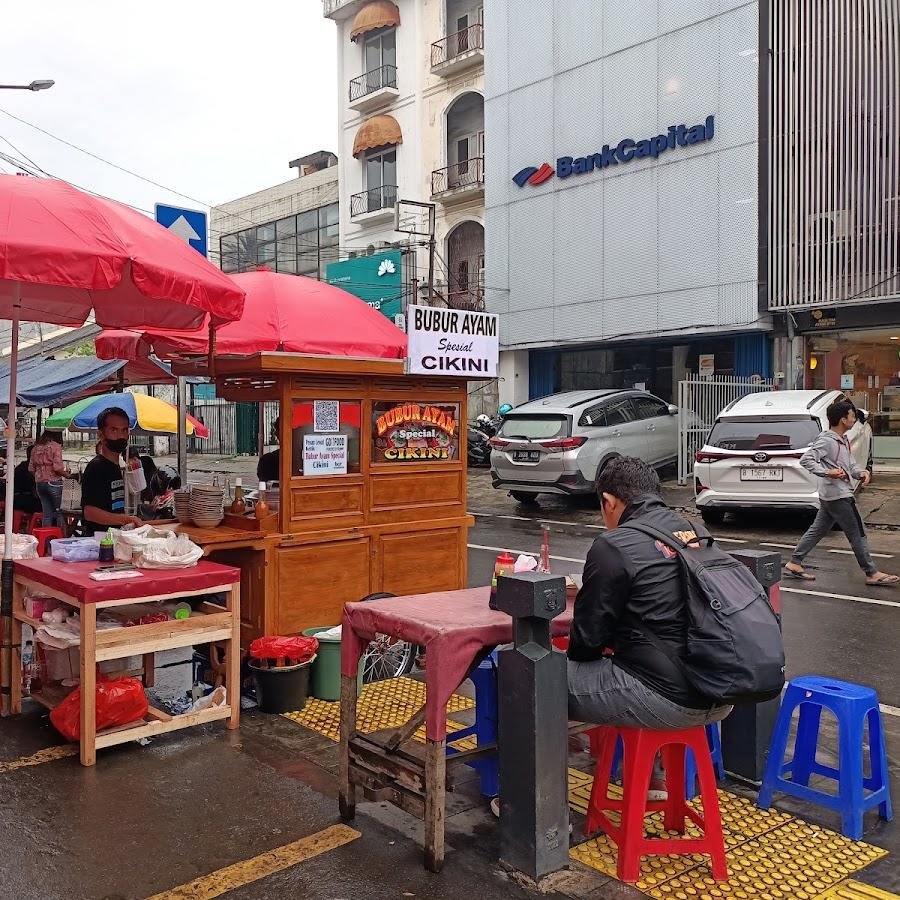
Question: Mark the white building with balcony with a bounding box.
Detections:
[323,0,486,312]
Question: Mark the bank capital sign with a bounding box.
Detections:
[512,115,715,187]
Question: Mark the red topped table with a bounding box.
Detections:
[12,558,242,766]
[339,586,574,871]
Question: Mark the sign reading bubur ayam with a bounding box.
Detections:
[372,402,460,462]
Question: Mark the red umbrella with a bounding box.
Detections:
[0,176,244,328]
[95,270,408,361]
[0,175,245,610]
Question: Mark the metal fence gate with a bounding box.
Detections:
[677,375,775,485]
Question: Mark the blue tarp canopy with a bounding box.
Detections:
[0,355,175,408]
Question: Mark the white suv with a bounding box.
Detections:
[694,390,873,525]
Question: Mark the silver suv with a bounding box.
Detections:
[489,390,679,503]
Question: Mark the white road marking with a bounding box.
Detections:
[880,703,900,719]
[539,519,606,530]
[829,548,893,559]
[468,543,585,564]
[781,586,900,609]
[710,536,748,544]
[762,541,892,559]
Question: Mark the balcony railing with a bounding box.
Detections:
[350,184,398,217]
[431,23,484,67]
[432,158,484,195]
[446,287,485,312]
[349,65,398,102]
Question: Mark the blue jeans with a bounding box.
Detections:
[36,479,63,528]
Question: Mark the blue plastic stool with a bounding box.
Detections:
[685,722,725,800]
[607,722,724,799]
[758,676,893,840]
[446,653,499,797]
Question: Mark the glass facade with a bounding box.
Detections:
[219,202,339,279]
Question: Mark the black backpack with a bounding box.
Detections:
[622,522,785,704]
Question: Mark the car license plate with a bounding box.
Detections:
[512,451,541,462]
[740,466,783,481]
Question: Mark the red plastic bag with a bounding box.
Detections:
[49,676,149,742]
[249,635,318,665]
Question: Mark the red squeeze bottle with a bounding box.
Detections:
[491,551,516,601]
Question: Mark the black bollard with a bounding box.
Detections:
[723,549,784,782]
[491,572,569,883]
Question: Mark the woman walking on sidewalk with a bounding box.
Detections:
[784,400,898,587]
[29,429,68,528]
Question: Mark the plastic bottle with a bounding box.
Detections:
[22,640,42,696]
[490,551,516,602]
[99,529,115,563]
[21,640,33,695]
[229,478,246,515]
[538,524,551,574]
[254,482,269,519]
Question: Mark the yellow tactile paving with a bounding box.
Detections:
[570,785,886,898]
[281,675,474,742]
[645,827,887,900]
[284,677,891,900]
[816,881,900,899]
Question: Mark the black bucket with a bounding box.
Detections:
[249,660,311,714]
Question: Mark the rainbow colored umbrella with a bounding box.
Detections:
[45,392,209,438]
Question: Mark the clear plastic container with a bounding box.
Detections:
[50,537,100,563]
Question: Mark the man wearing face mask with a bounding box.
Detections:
[80,407,143,535]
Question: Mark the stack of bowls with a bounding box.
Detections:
[174,488,193,525]
[189,483,224,528]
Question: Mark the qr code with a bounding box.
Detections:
[314,400,339,433]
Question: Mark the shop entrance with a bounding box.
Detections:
[806,328,900,459]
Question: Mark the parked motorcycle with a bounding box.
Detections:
[467,426,493,467]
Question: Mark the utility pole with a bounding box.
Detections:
[427,232,436,307]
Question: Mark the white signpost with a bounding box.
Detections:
[406,306,499,377]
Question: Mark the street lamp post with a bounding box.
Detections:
[0,80,55,91]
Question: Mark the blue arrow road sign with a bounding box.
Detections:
[155,204,208,257]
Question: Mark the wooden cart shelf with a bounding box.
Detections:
[10,558,242,766]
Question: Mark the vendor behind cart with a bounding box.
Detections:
[81,406,143,534]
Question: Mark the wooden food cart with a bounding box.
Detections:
[176,352,474,642]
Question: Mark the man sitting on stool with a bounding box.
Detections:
[568,456,732,799]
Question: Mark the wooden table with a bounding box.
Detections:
[11,558,242,766]
[338,587,574,872]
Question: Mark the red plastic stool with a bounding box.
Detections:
[32,526,64,557]
[27,511,44,534]
[586,725,728,883]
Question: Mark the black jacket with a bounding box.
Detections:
[568,495,710,709]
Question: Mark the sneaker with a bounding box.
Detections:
[647,777,668,802]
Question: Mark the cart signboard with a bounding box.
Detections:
[303,434,348,475]
[406,306,499,377]
[372,402,459,462]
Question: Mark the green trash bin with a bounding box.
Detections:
[303,627,363,701]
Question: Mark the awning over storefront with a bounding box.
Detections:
[0,354,176,408]
[353,114,402,157]
[350,0,400,41]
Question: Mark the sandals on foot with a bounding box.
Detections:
[782,566,815,581]
[866,574,899,587]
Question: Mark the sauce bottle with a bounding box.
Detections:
[99,529,115,564]
[490,551,516,603]
[229,477,246,515]
[254,482,269,519]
